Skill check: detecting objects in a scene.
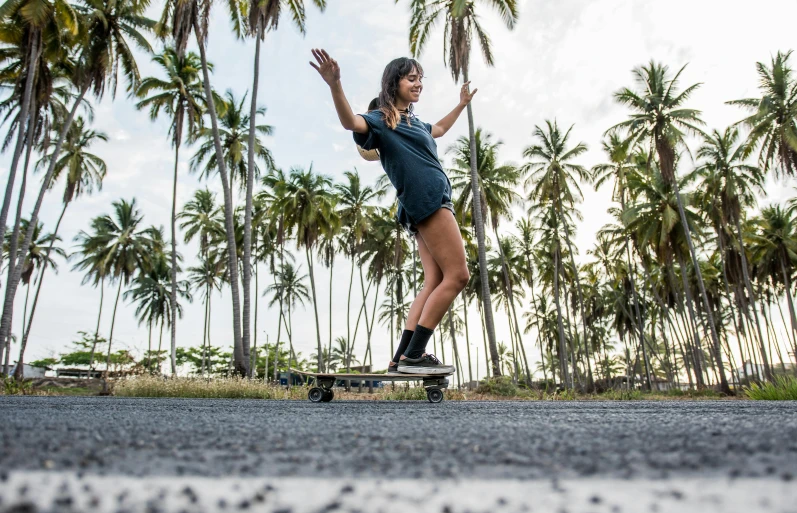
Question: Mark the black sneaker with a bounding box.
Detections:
[387,363,402,375]
[397,354,455,375]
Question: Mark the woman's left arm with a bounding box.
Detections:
[430,81,478,138]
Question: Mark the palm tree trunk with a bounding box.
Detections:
[447,304,462,388]
[157,319,165,374]
[16,201,69,374]
[477,295,490,379]
[87,276,105,377]
[1,106,37,369]
[169,135,181,376]
[201,286,209,376]
[328,258,333,371]
[716,222,749,383]
[552,249,571,388]
[242,27,264,380]
[779,257,797,366]
[0,82,88,354]
[461,290,473,385]
[0,36,39,241]
[147,321,153,374]
[253,246,259,377]
[557,211,595,389]
[733,216,772,380]
[193,19,244,375]
[463,69,499,376]
[104,278,124,380]
[12,282,32,379]
[305,247,324,372]
[344,252,357,371]
[207,288,213,375]
[671,185,730,393]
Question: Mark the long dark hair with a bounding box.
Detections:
[378,57,424,130]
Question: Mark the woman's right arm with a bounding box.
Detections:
[310,48,369,134]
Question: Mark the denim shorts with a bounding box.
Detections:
[401,201,456,236]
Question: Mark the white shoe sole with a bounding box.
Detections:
[397,365,455,375]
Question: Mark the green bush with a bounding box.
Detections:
[2,377,32,395]
[383,385,428,401]
[600,389,643,400]
[476,376,521,397]
[745,375,797,400]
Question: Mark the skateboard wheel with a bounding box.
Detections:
[322,389,334,402]
[308,387,325,403]
[427,388,444,403]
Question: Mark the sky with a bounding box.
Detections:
[2,0,797,376]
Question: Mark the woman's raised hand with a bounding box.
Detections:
[310,49,341,86]
[459,81,478,106]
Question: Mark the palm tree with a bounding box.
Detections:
[17,116,107,357]
[272,166,335,372]
[187,255,226,376]
[73,199,160,379]
[265,261,310,381]
[0,0,155,361]
[524,120,592,389]
[136,45,206,376]
[335,170,386,371]
[750,205,797,366]
[242,0,326,380]
[125,249,191,375]
[728,51,797,178]
[159,0,246,375]
[404,0,519,376]
[696,126,768,383]
[0,0,78,242]
[448,128,528,380]
[611,61,735,391]
[5,218,64,378]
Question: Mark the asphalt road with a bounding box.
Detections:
[1,397,795,512]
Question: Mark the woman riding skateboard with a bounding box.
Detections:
[310,49,476,375]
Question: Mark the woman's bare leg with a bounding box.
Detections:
[405,233,443,330]
[388,234,443,366]
[415,208,469,329]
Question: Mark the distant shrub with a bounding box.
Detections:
[2,377,32,395]
[745,376,797,400]
[476,376,525,397]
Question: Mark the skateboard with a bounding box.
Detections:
[289,368,453,403]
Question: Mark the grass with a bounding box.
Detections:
[745,375,797,400]
[0,374,739,400]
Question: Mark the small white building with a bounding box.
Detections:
[8,363,49,378]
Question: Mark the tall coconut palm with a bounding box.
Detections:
[158,0,246,375]
[750,205,797,366]
[447,128,528,379]
[136,45,206,377]
[523,120,593,389]
[403,0,519,376]
[125,249,191,375]
[335,170,386,371]
[271,166,335,372]
[696,127,768,382]
[74,199,160,379]
[187,254,226,375]
[18,116,106,358]
[0,0,155,361]
[728,51,797,178]
[264,261,309,381]
[5,218,64,378]
[242,0,326,379]
[611,61,735,391]
[0,0,78,243]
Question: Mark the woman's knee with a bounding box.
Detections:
[446,267,470,292]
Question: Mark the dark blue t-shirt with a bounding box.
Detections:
[353,110,452,226]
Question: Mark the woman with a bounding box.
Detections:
[310,49,476,375]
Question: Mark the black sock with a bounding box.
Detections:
[404,324,434,359]
[391,330,414,364]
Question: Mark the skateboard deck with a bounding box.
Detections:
[289,368,452,403]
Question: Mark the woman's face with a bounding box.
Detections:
[397,67,423,104]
